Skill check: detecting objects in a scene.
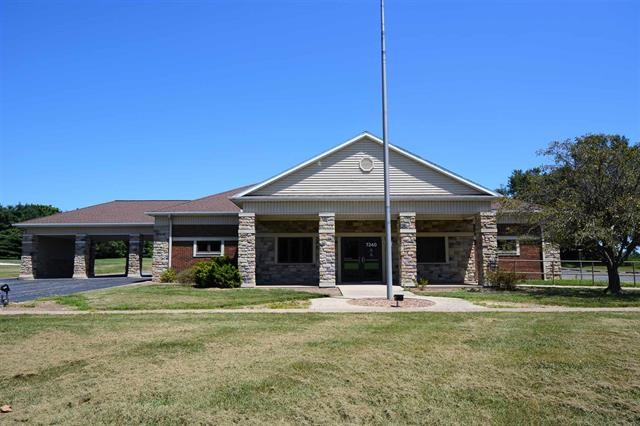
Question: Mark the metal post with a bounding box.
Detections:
[380,0,393,300]
[633,262,636,287]
[591,262,595,286]
[578,249,583,283]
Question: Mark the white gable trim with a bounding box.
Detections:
[231,132,498,199]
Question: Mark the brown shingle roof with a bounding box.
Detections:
[16,200,187,225]
[149,186,252,214]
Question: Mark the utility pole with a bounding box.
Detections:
[380,0,393,300]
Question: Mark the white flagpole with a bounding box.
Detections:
[380,0,393,300]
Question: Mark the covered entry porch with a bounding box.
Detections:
[238,212,498,287]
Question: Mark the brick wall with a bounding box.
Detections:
[498,241,543,279]
[171,239,238,272]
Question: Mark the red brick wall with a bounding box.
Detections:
[173,225,237,237]
[498,241,543,279]
[171,240,238,272]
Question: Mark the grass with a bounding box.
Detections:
[416,287,640,307]
[0,312,638,424]
[0,258,19,278]
[94,257,153,275]
[0,258,152,278]
[47,284,326,311]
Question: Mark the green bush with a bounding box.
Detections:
[486,270,524,290]
[159,268,177,283]
[415,277,429,290]
[175,266,197,285]
[194,257,241,288]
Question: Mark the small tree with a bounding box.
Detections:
[521,134,640,294]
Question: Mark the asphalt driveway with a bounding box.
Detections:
[0,277,149,303]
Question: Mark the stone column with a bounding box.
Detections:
[238,212,256,287]
[19,233,37,280]
[542,238,562,280]
[474,211,498,286]
[72,234,90,279]
[152,221,170,282]
[398,212,417,287]
[464,239,477,284]
[127,234,142,278]
[318,212,336,287]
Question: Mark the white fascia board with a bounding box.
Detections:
[234,195,496,201]
[15,222,154,228]
[145,211,240,216]
[232,131,499,199]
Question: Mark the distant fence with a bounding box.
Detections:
[497,258,640,287]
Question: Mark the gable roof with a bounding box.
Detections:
[146,186,251,215]
[232,132,498,199]
[15,200,187,227]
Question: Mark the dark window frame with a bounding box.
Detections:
[276,236,315,264]
[416,236,448,264]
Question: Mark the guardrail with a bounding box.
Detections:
[496,258,639,287]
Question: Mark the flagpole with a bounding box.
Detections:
[380,0,393,300]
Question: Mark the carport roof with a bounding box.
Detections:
[146,186,251,215]
[15,200,187,226]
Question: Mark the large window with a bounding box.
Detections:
[497,237,519,256]
[417,237,447,263]
[277,237,314,264]
[194,240,223,257]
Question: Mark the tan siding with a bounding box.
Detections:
[253,138,483,196]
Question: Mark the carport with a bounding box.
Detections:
[14,200,186,279]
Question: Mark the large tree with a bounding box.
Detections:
[520,134,640,294]
[496,167,542,198]
[0,204,60,258]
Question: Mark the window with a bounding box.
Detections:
[417,237,447,263]
[277,237,314,264]
[497,238,519,256]
[194,240,223,257]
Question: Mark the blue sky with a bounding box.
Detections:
[1,0,638,210]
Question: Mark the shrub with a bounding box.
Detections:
[159,268,177,283]
[194,257,241,288]
[486,270,524,290]
[175,266,197,285]
[415,277,429,290]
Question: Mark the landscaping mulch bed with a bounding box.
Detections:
[348,297,435,308]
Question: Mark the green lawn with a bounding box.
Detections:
[0,259,20,278]
[0,312,638,424]
[48,284,327,310]
[0,258,152,278]
[416,287,640,307]
[94,257,153,275]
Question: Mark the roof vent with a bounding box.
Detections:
[359,156,374,173]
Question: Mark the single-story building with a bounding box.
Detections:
[15,132,561,286]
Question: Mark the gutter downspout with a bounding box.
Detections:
[168,214,173,268]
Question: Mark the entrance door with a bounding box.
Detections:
[340,237,383,283]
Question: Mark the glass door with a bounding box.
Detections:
[340,237,383,283]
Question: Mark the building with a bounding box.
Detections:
[15,133,561,286]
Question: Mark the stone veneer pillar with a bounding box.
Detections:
[238,212,256,287]
[127,234,142,278]
[72,234,91,279]
[398,212,417,287]
[19,233,37,280]
[152,222,170,282]
[318,212,336,287]
[474,211,498,286]
[464,239,478,284]
[542,237,562,280]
